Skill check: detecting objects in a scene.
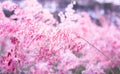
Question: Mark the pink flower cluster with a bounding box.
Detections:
[0,0,120,74]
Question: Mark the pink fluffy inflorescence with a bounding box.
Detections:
[0,0,120,74]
